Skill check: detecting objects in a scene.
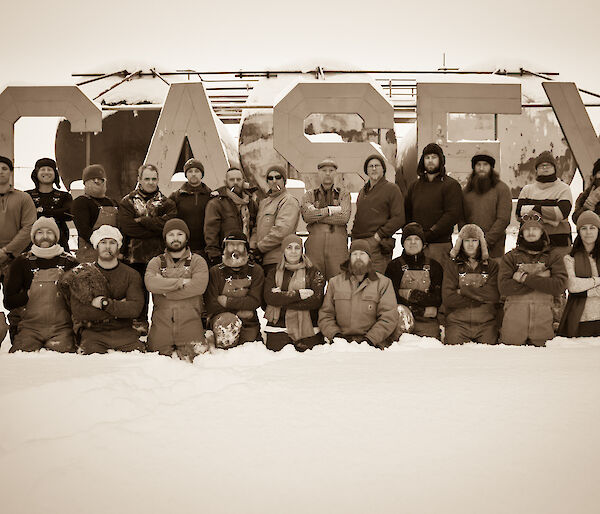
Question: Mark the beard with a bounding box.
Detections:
[84,181,107,198]
[34,236,56,248]
[229,185,243,196]
[223,248,248,268]
[349,259,371,276]
[471,172,493,194]
[166,240,186,252]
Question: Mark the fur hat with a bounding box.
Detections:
[450,224,489,260]
[349,239,371,257]
[592,158,600,177]
[417,143,446,177]
[266,165,287,183]
[163,218,190,240]
[534,151,557,171]
[183,158,204,177]
[317,158,338,170]
[31,216,60,243]
[471,154,496,169]
[576,210,600,232]
[31,158,60,187]
[363,154,386,175]
[82,164,106,182]
[90,225,123,249]
[0,155,14,171]
[401,222,425,245]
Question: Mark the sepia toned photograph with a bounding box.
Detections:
[0,0,598,512]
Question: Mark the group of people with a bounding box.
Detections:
[1,145,599,360]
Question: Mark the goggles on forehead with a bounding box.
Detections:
[520,213,543,223]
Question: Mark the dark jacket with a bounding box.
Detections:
[118,187,177,264]
[71,195,119,244]
[26,188,73,250]
[4,252,78,310]
[352,178,405,251]
[572,183,600,224]
[263,265,325,328]
[405,151,463,244]
[384,252,443,319]
[204,186,258,263]
[59,262,144,329]
[205,262,264,327]
[442,255,500,315]
[169,182,213,254]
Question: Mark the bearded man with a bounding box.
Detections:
[205,232,264,348]
[204,167,258,267]
[145,218,209,361]
[318,239,399,349]
[4,217,77,352]
[462,153,512,258]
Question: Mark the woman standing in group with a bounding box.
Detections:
[559,211,600,337]
[263,235,325,352]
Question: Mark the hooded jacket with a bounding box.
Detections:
[405,144,463,244]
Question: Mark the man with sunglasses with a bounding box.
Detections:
[254,165,300,274]
[516,151,573,256]
[301,158,351,279]
[71,164,119,262]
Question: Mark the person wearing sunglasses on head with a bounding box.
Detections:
[71,164,119,263]
[498,213,567,346]
[254,165,300,275]
[516,151,573,257]
[351,154,405,274]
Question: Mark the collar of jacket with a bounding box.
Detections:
[317,184,341,194]
[129,186,166,202]
[400,251,427,268]
[164,248,192,263]
[362,177,388,194]
[179,182,211,195]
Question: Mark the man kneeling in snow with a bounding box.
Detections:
[59,225,145,354]
[318,240,399,349]
[4,217,78,352]
[145,219,209,361]
[205,232,264,348]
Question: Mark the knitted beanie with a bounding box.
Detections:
[31,216,60,243]
[82,164,106,182]
[317,158,338,170]
[576,210,600,231]
[534,151,557,170]
[349,239,371,257]
[401,222,425,245]
[471,154,496,169]
[281,234,303,250]
[90,225,123,249]
[450,224,489,260]
[0,155,14,171]
[163,218,190,239]
[266,165,287,183]
[183,158,204,177]
[363,154,386,175]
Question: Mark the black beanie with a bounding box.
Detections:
[222,231,249,249]
[0,155,14,171]
[266,165,287,183]
[32,158,59,187]
[363,154,386,175]
[401,222,425,245]
[471,154,496,169]
[163,218,190,239]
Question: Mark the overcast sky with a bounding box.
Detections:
[2,0,598,90]
[2,0,598,177]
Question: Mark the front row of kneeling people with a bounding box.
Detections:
[3,207,599,360]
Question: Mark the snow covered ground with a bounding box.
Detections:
[1,336,599,514]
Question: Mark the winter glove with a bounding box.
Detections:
[249,248,263,265]
[584,187,600,210]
